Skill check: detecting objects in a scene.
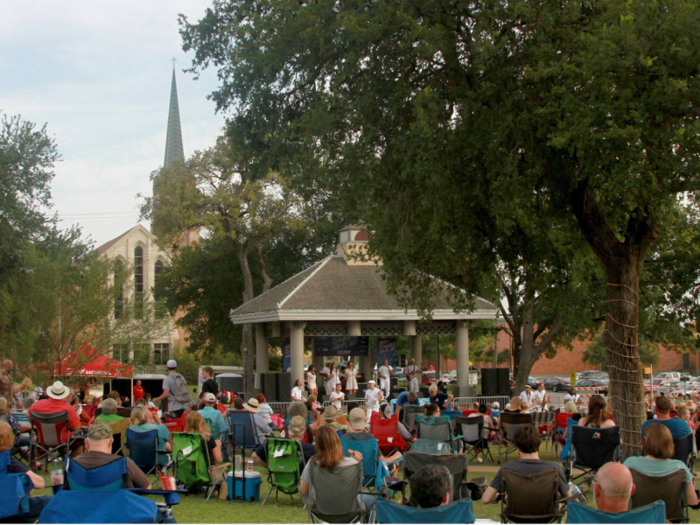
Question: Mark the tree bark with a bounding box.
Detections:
[237,244,256,394]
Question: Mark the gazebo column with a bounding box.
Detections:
[311,339,324,392]
[290,322,306,388]
[255,323,269,390]
[410,335,422,368]
[456,321,471,397]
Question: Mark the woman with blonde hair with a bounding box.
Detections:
[624,422,699,506]
[345,361,359,395]
[578,395,615,428]
[129,405,172,465]
[299,425,374,510]
[185,411,222,466]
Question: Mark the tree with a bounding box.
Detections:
[583,331,660,370]
[142,135,311,392]
[181,0,700,455]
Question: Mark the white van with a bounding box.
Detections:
[656,372,681,381]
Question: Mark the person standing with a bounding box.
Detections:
[306,365,318,396]
[330,383,345,410]
[378,359,393,399]
[0,360,16,408]
[152,359,192,420]
[320,362,332,398]
[405,358,421,393]
[533,382,549,412]
[200,366,219,398]
[519,384,534,408]
[328,363,340,393]
[564,387,583,408]
[345,362,358,395]
[132,380,145,403]
[364,380,382,422]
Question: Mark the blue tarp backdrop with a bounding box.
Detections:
[377,337,398,367]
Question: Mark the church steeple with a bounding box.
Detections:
[164,64,185,167]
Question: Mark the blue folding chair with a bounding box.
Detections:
[566,500,665,524]
[560,417,578,460]
[226,410,261,450]
[376,498,475,524]
[341,438,401,489]
[39,489,158,524]
[125,428,161,484]
[0,450,34,520]
[66,456,126,491]
[440,410,461,422]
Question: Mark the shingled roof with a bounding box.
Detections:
[230,255,497,323]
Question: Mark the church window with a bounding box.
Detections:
[114,260,124,319]
[134,246,144,315]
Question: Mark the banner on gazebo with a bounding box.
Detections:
[314,337,369,357]
[377,337,397,367]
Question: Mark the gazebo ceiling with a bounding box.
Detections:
[229,254,498,324]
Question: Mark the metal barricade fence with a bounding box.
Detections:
[268,402,294,415]
[322,399,367,411]
[451,396,510,411]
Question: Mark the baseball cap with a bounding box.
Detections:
[492,402,500,409]
[166,359,178,369]
[348,408,366,430]
[88,422,113,441]
[204,393,217,403]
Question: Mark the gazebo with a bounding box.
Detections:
[230,225,498,396]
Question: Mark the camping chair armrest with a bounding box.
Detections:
[128,488,187,507]
[383,456,403,466]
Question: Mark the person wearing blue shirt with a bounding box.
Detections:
[641,396,691,441]
[395,391,419,424]
[129,406,172,466]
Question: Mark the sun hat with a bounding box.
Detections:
[348,408,366,430]
[166,359,178,369]
[321,405,345,421]
[243,398,261,413]
[47,381,71,400]
[204,393,217,403]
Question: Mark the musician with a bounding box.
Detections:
[378,359,393,399]
[564,387,583,408]
[364,380,383,422]
[533,382,550,412]
[320,362,333,397]
[519,384,534,407]
[405,358,422,392]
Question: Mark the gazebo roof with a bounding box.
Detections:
[230,254,498,324]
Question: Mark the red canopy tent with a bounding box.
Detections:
[54,343,133,378]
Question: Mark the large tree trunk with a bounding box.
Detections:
[237,244,256,394]
[604,258,645,458]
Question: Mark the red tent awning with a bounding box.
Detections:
[54,343,133,379]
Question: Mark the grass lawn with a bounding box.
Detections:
[29,441,700,523]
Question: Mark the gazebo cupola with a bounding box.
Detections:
[336,224,375,266]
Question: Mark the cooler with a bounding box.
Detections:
[227,470,262,502]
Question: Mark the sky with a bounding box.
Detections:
[0,1,226,247]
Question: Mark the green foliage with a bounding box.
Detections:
[583,331,660,369]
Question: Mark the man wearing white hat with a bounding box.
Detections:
[364,380,382,422]
[27,381,81,432]
[519,384,534,408]
[153,359,192,420]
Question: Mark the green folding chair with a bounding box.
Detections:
[261,437,305,505]
[171,432,226,501]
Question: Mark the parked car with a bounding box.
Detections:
[656,372,681,381]
[577,378,609,394]
[422,370,437,385]
[542,376,571,392]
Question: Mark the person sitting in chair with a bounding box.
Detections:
[408,464,451,508]
[129,405,172,466]
[69,421,151,489]
[342,408,403,467]
[642,395,692,441]
[253,415,316,468]
[96,398,124,423]
[482,424,571,504]
[184,411,223,468]
[592,462,636,514]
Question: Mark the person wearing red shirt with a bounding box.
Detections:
[133,380,145,403]
[28,381,81,431]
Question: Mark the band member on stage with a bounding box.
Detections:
[378,359,393,399]
[405,358,422,392]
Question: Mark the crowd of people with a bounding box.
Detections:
[4,353,700,523]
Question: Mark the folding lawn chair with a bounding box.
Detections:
[172,432,227,501]
[456,415,495,463]
[401,451,469,504]
[370,413,407,456]
[66,456,127,491]
[306,461,369,524]
[415,415,461,453]
[401,405,426,431]
[226,410,261,451]
[0,450,34,520]
[28,411,80,471]
[499,467,564,524]
[568,425,620,485]
[125,428,161,484]
[105,418,131,456]
[341,437,400,490]
[551,413,573,458]
[376,498,475,524]
[498,412,532,464]
[673,433,696,471]
[567,500,665,524]
[630,469,689,524]
[261,437,305,505]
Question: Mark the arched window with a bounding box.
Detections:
[114,260,124,319]
[134,246,144,314]
[154,260,165,318]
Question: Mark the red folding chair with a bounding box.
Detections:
[552,412,573,456]
[29,411,80,471]
[462,409,478,417]
[370,413,407,456]
[163,411,189,434]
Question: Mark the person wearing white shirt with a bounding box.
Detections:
[327,363,340,392]
[532,383,548,412]
[329,383,345,410]
[564,387,583,408]
[291,379,306,402]
[405,358,421,393]
[378,359,393,399]
[519,384,534,408]
[364,380,382,423]
[320,363,332,397]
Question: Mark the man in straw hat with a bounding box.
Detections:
[252,415,316,468]
[243,397,273,438]
[320,405,347,432]
[28,380,85,456]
